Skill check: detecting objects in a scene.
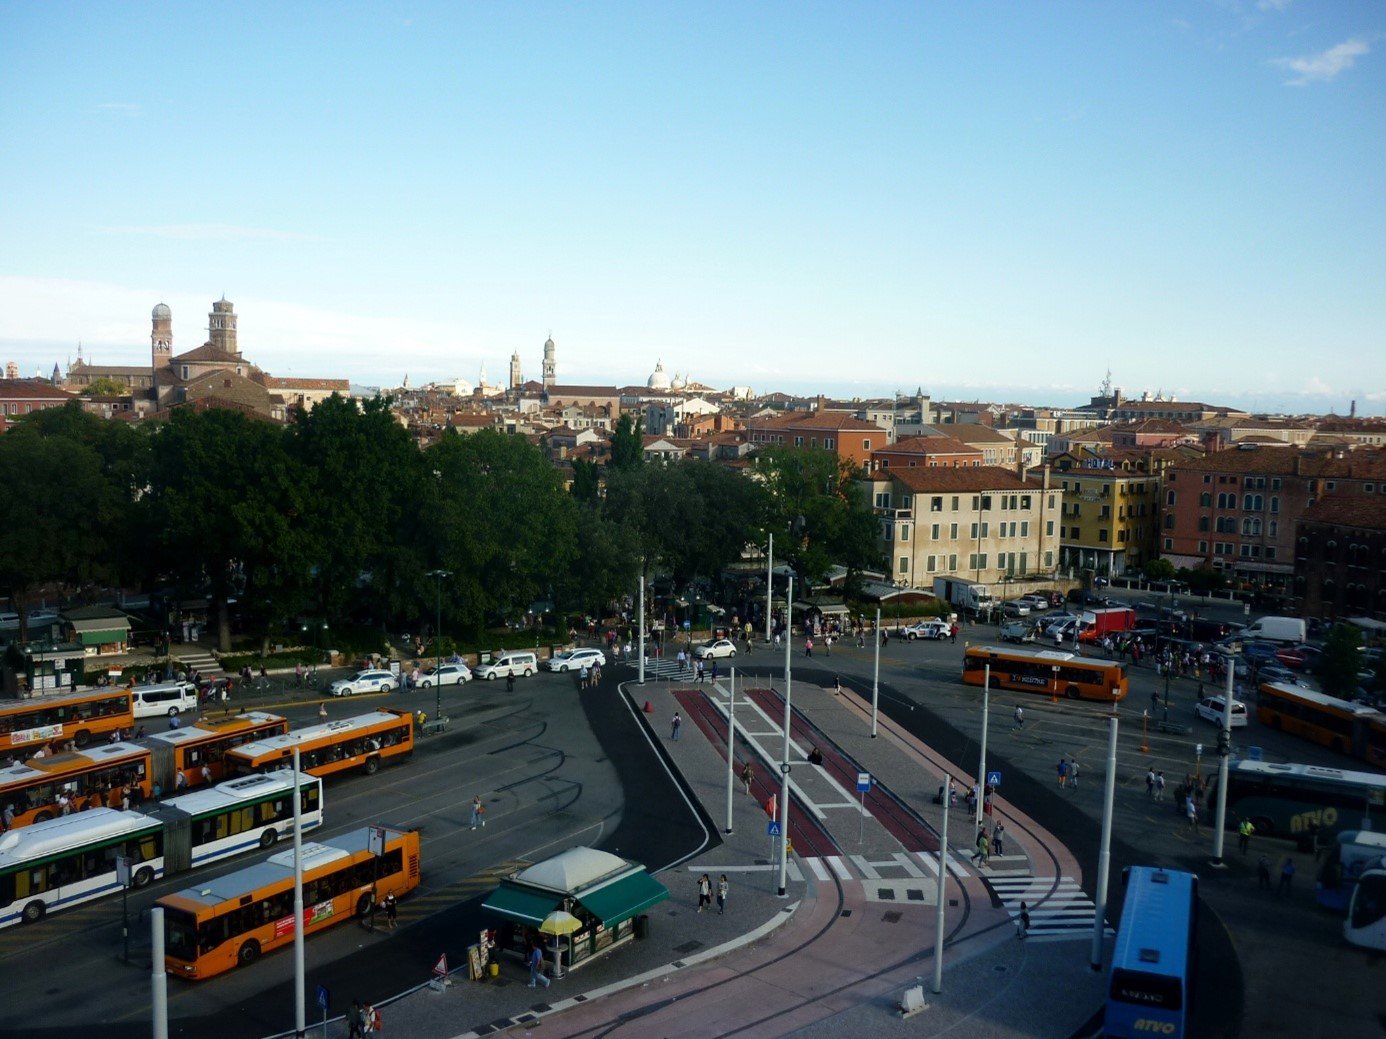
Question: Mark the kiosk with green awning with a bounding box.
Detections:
[482,846,669,971]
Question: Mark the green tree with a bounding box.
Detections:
[756,447,884,586]
[609,414,644,472]
[141,409,308,652]
[1318,624,1364,699]
[570,458,601,503]
[82,376,130,396]
[0,430,125,641]
[425,429,578,635]
[287,395,423,626]
[1142,558,1176,581]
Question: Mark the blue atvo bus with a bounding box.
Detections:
[1105,866,1199,1038]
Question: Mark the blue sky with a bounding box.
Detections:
[1,2,1381,413]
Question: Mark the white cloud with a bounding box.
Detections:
[1272,37,1370,85]
[95,223,316,242]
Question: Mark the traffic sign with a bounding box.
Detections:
[767,820,782,837]
[433,953,449,978]
[987,771,1002,788]
[368,826,386,857]
[856,772,871,793]
[316,985,330,1010]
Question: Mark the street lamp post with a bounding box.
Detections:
[426,569,451,724]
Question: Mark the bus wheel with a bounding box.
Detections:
[34,811,54,823]
[134,866,154,887]
[259,828,279,849]
[73,730,91,748]
[168,706,180,717]
[356,893,376,918]
[237,940,261,967]
[1065,686,1081,700]
[363,755,380,776]
[21,901,45,924]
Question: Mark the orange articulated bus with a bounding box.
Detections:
[1257,683,1386,769]
[224,709,414,779]
[159,826,421,979]
[962,645,1129,702]
[141,712,290,792]
[0,743,152,829]
[0,689,135,754]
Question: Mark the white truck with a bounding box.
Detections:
[933,577,995,616]
[1241,616,1307,644]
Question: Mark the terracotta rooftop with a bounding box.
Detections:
[1174,448,1386,479]
[747,411,882,432]
[1300,494,1386,530]
[882,465,1034,493]
[0,379,77,400]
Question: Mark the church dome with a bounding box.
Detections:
[152,302,171,319]
[544,337,556,351]
[648,359,671,390]
[670,371,686,390]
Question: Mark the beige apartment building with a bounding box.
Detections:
[859,466,1060,588]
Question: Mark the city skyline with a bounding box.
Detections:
[1,3,1381,413]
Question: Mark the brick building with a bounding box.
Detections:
[870,434,984,472]
[745,411,892,470]
[1160,447,1386,597]
[1295,496,1386,623]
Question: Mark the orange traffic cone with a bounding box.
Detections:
[643,701,653,714]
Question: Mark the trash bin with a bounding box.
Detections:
[633,914,649,940]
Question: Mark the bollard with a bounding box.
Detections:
[644,701,653,714]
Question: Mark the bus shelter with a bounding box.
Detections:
[481,847,668,973]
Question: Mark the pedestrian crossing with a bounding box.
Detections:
[624,657,734,681]
[987,875,1113,943]
[174,648,226,678]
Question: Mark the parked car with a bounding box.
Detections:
[1020,594,1052,611]
[1194,696,1248,728]
[329,669,396,696]
[693,638,738,660]
[1001,601,1031,618]
[1241,642,1280,665]
[1275,646,1312,670]
[417,663,471,687]
[1037,612,1077,633]
[548,648,608,672]
[1258,663,1301,685]
[901,619,950,640]
[1066,590,1109,608]
[474,651,539,681]
[999,620,1036,644]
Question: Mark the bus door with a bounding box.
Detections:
[1346,870,1386,951]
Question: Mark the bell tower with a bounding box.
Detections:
[542,335,556,389]
[509,349,523,390]
[208,297,239,357]
[151,302,173,369]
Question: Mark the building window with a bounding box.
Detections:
[899,556,909,573]
[1046,521,1054,536]
[1164,538,1174,551]
[1099,529,1109,542]
[863,439,871,450]
[1021,521,1029,537]
[1198,517,1209,532]
[931,496,943,512]
[950,523,958,539]
[931,523,940,540]
[1270,497,1279,513]
[900,524,910,542]
[948,554,957,570]
[1200,492,1211,507]
[1265,547,1276,560]
[1198,540,1208,553]
[824,437,834,449]
[1167,490,1176,506]
[926,555,936,570]
[1165,515,1175,529]
[1269,521,1277,537]
[875,492,891,509]
[794,436,804,447]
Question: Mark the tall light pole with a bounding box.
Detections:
[426,569,451,724]
[932,772,951,994]
[1211,643,1239,865]
[777,575,794,898]
[1091,715,1118,971]
[725,668,736,834]
[765,532,774,645]
[976,662,991,830]
[292,745,305,1037]
[871,606,881,738]
[638,572,646,685]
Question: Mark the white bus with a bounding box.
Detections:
[0,769,322,927]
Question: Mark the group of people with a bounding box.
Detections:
[695,872,730,914]
[345,1000,382,1036]
[972,820,1008,866]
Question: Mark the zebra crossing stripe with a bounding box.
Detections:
[850,855,880,879]
[805,857,831,881]
[826,856,852,879]
[988,875,1114,942]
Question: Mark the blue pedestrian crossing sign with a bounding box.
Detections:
[987,771,1002,788]
[856,772,871,793]
[316,985,330,1010]
[767,820,782,836]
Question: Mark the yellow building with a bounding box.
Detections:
[1058,466,1159,578]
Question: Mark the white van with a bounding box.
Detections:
[474,651,538,681]
[131,681,200,719]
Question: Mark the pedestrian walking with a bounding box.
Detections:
[717,874,728,915]
[367,1005,381,1034]
[319,701,328,721]
[741,762,754,795]
[1257,855,1272,891]
[1013,705,1024,729]
[833,676,841,696]
[1017,900,1030,939]
[671,712,682,741]
[1057,757,1069,789]
[1277,857,1295,896]
[384,891,398,930]
[1185,795,1198,833]
[804,637,813,657]
[527,944,550,988]
[1238,818,1254,854]
[470,795,486,830]
[1155,771,1166,801]
[347,1000,365,1039]
[1068,760,1080,790]
[697,873,712,912]
[1145,768,1155,799]
[992,822,1006,856]
[972,827,990,866]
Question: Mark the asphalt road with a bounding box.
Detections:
[1,670,714,1039]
